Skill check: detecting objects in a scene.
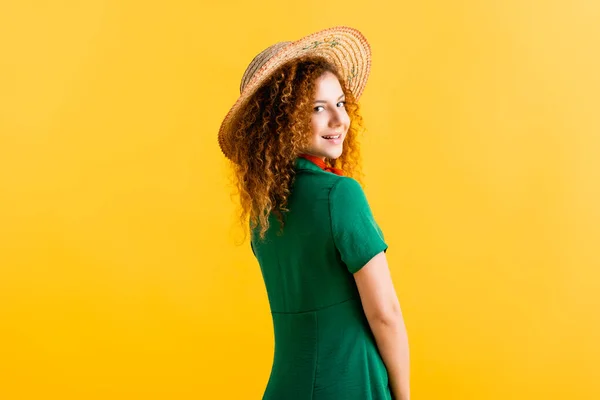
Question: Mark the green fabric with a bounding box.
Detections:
[251,157,390,399]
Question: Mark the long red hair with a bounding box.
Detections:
[225,55,366,241]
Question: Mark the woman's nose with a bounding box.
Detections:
[328,109,344,128]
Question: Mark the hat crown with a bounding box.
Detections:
[240,41,292,94]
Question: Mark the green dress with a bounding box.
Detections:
[251,157,391,400]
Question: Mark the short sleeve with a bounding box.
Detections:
[329,177,388,274]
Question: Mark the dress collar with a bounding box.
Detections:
[294,154,345,176]
[294,156,319,170]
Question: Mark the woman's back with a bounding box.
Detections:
[251,157,391,399]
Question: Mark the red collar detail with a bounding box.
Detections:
[298,154,345,176]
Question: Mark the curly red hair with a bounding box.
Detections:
[225,55,366,241]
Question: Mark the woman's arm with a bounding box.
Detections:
[354,251,410,400]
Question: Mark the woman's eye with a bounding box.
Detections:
[314,102,346,112]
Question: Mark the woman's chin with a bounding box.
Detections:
[327,148,344,160]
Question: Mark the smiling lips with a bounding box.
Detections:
[321,133,343,145]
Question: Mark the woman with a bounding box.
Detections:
[218,26,410,400]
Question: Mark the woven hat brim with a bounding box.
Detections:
[218,26,372,160]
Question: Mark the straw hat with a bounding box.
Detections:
[217,26,372,160]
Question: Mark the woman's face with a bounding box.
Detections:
[303,71,350,160]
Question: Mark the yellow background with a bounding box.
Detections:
[1,1,599,399]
